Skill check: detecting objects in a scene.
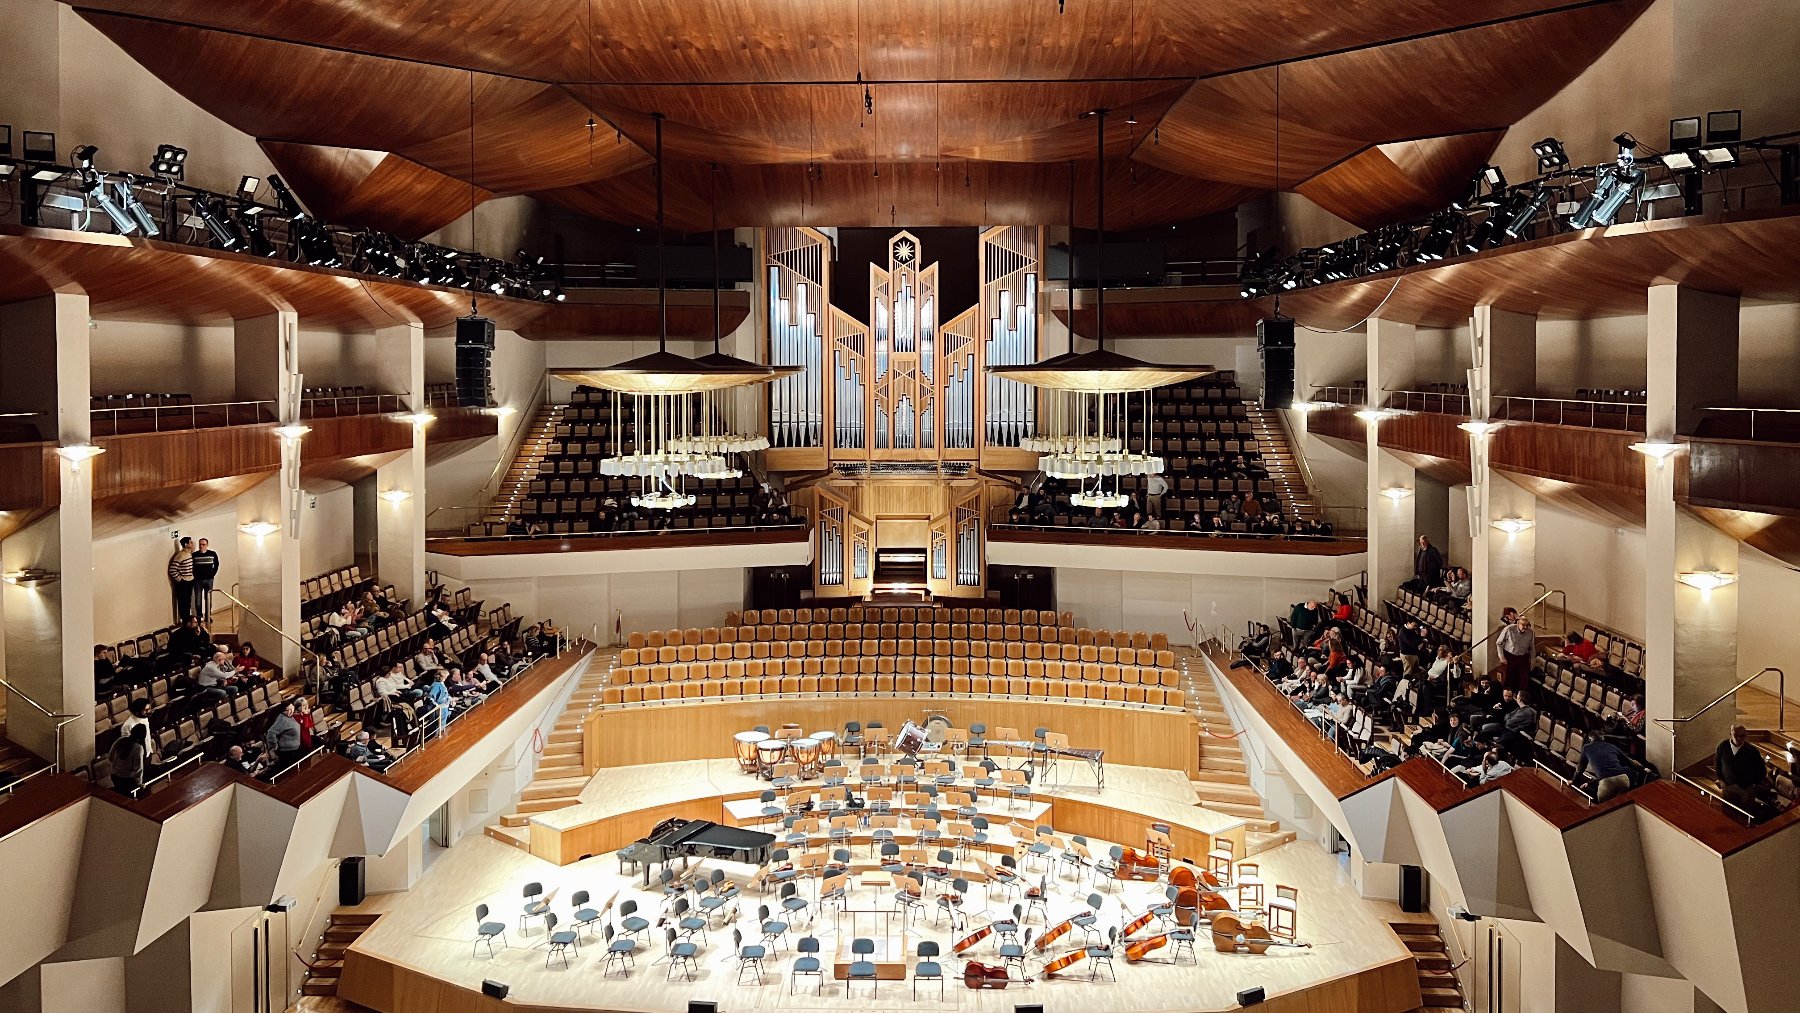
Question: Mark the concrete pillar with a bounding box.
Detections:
[1367,317,1417,599]
[1467,306,1539,669]
[373,323,426,605]
[0,293,96,765]
[1643,284,1741,774]
[231,312,303,675]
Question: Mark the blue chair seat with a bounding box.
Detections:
[671,941,699,958]
[609,938,636,953]
[849,960,876,977]
[741,944,767,959]
[1073,913,1097,926]
[763,921,788,935]
[550,930,578,946]
[574,907,599,923]
[479,920,506,937]
[793,955,821,972]
[917,960,942,976]
[998,944,1023,958]
[622,914,650,931]
[782,897,807,912]
[698,896,727,911]
[679,917,706,932]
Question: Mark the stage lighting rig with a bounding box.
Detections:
[150,143,187,181]
[1568,140,1646,229]
[191,195,244,251]
[1502,185,1554,239]
[1532,137,1569,174]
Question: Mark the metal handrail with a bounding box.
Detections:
[1673,771,1758,824]
[1529,583,1570,639]
[211,587,330,669]
[1385,389,1472,415]
[1465,586,1561,657]
[428,521,809,543]
[0,677,81,772]
[1702,405,1800,441]
[266,745,328,784]
[1491,394,1647,432]
[1651,667,1786,731]
[1309,384,1368,406]
[991,522,1355,543]
[137,751,206,794]
[0,764,56,797]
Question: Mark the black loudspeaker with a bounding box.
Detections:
[1237,985,1266,1006]
[989,565,1056,611]
[481,979,511,999]
[1257,316,1296,410]
[455,314,496,408]
[686,1003,718,1013]
[748,566,806,610]
[338,856,365,906]
[1015,1005,1046,1013]
[1400,864,1427,912]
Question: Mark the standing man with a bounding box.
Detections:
[167,536,196,622]
[190,537,221,623]
[1410,535,1444,593]
[1495,614,1535,689]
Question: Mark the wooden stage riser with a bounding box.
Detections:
[338,944,1418,1013]
[527,795,1244,871]
[584,697,1198,775]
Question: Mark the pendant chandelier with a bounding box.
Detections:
[551,116,797,508]
[991,108,1213,509]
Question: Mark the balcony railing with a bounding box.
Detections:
[1308,384,1368,406]
[1386,389,1471,415]
[1699,405,1800,442]
[299,393,408,418]
[80,394,410,436]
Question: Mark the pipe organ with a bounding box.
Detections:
[766,227,829,450]
[982,226,1039,449]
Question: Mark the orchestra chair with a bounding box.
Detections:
[660,927,699,982]
[542,913,579,969]
[791,936,824,995]
[1236,862,1265,911]
[569,891,602,937]
[1170,926,1198,964]
[600,923,636,977]
[847,937,879,997]
[1268,885,1299,940]
[618,899,652,942]
[1000,927,1032,976]
[1074,892,1104,944]
[1206,836,1235,880]
[520,882,551,933]
[473,904,508,957]
[1088,926,1119,981]
[914,940,946,999]
[732,927,768,986]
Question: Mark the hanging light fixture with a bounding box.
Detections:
[992,108,1213,509]
[550,116,797,509]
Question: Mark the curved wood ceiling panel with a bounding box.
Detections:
[68,1,1652,228]
[259,142,489,238]
[1296,130,1504,230]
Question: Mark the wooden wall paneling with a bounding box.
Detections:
[584,697,1199,775]
[92,427,279,498]
[1304,407,1367,448]
[1684,439,1800,519]
[90,472,268,539]
[259,142,494,240]
[425,526,810,556]
[517,291,751,341]
[1689,506,1800,570]
[1054,288,1266,340]
[0,442,55,512]
[1295,131,1505,231]
[1489,423,1645,493]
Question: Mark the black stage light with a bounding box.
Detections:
[22,130,56,161]
[232,204,277,257]
[1482,164,1507,192]
[193,196,243,250]
[1706,110,1742,144]
[1416,214,1458,261]
[1532,137,1568,174]
[0,124,11,158]
[71,144,98,167]
[237,175,260,199]
[118,176,160,236]
[1697,143,1737,168]
[150,143,187,180]
[266,172,306,217]
[293,219,342,267]
[1503,186,1553,238]
[1613,132,1640,154]
[84,177,138,235]
[1669,116,1702,152]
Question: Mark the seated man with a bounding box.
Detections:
[222,744,262,777]
[1715,724,1769,816]
[345,730,395,773]
[194,649,240,705]
[412,639,443,675]
[167,616,213,666]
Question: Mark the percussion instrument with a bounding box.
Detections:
[1124,934,1170,963]
[1035,915,1077,951]
[756,738,787,776]
[894,720,929,756]
[777,722,804,739]
[1040,947,1087,978]
[792,737,822,778]
[954,923,995,955]
[733,731,765,773]
[813,729,839,762]
[962,961,1028,990]
[1121,909,1158,940]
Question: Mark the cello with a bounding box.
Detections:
[1210,913,1311,953]
[1035,915,1077,951]
[1120,908,1158,940]
[1040,947,1088,979]
[1124,933,1170,963]
[954,922,995,955]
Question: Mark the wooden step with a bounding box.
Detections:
[1421,987,1464,1004]
[514,796,581,814]
[331,913,381,927]
[1390,922,1441,935]
[322,927,364,942]
[315,942,348,960]
[500,812,533,828]
[308,960,345,978]
[548,729,583,746]
[521,777,589,801]
[533,763,585,781]
[1199,799,1266,820]
[301,980,340,996]
[484,824,531,850]
[1191,768,1252,787]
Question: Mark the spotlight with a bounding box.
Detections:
[1416,214,1458,261]
[84,175,140,236]
[1613,132,1639,154]
[1532,137,1568,174]
[1705,110,1742,144]
[1503,187,1553,239]
[231,203,277,257]
[1669,116,1702,153]
[1660,150,1698,171]
[192,196,244,250]
[150,143,187,180]
[0,124,10,157]
[237,175,260,199]
[117,176,160,236]
[1568,160,1645,230]
[1697,145,1737,167]
[266,173,306,218]
[22,130,56,161]
[71,144,98,167]
[1481,165,1507,192]
[292,219,342,267]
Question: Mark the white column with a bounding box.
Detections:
[1643,284,1741,773]
[374,323,426,606]
[232,312,304,675]
[1366,317,1417,600]
[1468,306,1538,668]
[0,293,96,765]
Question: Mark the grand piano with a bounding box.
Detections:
[616,817,776,884]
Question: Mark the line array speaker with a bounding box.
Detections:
[1257,315,1296,410]
[456,314,496,408]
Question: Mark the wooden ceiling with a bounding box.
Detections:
[68,0,1649,234]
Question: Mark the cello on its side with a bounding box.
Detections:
[1124,933,1170,963]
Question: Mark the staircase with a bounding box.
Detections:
[300,912,380,998]
[478,403,566,529]
[1392,921,1468,1012]
[1242,404,1323,523]
[1178,650,1282,840]
[489,652,613,843]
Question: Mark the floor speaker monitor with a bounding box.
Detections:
[481,979,510,999]
[1237,985,1266,1005]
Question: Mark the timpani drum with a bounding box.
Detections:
[733,731,765,773]
[813,730,839,763]
[778,722,804,740]
[792,737,822,778]
[894,720,929,756]
[756,738,788,778]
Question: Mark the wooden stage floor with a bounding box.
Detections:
[341,765,1422,1013]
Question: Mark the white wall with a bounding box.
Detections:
[422,328,546,519]
[1531,499,1646,638]
[1535,315,1647,394]
[88,321,237,403]
[298,484,356,578]
[1739,301,1800,407]
[1057,567,1361,643]
[428,567,753,643]
[93,507,240,643]
[1734,543,1800,705]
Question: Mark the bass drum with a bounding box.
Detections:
[894,721,929,755]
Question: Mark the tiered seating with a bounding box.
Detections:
[603,607,1184,709]
[1528,622,1645,755]
[512,388,802,534]
[302,564,394,620]
[1386,588,1471,652]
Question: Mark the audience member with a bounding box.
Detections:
[169,615,212,665]
[264,702,305,772]
[1715,724,1768,813]
[1495,614,1535,688]
[413,639,443,674]
[1408,535,1444,592]
[424,671,453,729]
[234,642,262,678]
[223,743,262,777]
[345,731,394,773]
[109,723,150,796]
[1469,748,1515,784]
[293,697,318,749]
[1581,736,1636,801]
[95,644,119,694]
[167,536,196,622]
[195,650,240,705]
[190,537,221,622]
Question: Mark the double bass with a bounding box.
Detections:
[1210,913,1311,954]
[962,960,1029,989]
[1120,908,1158,940]
[1124,933,1170,963]
[954,922,994,955]
[1035,915,1077,951]
[1040,947,1088,979]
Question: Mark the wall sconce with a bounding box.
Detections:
[379,489,412,503]
[1,567,60,587]
[1458,419,1504,437]
[484,405,517,419]
[395,410,436,427]
[240,521,280,538]
[1355,408,1402,424]
[1290,400,1341,414]
[1490,517,1535,534]
[54,443,105,463]
[1381,486,1413,501]
[272,424,312,442]
[1676,570,1737,591]
[1629,441,1682,463]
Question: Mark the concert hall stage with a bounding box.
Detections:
[336,759,1427,1013]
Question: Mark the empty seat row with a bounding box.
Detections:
[610,656,1180,687]
[601,672,1186,709]
[619,640,1176,666]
